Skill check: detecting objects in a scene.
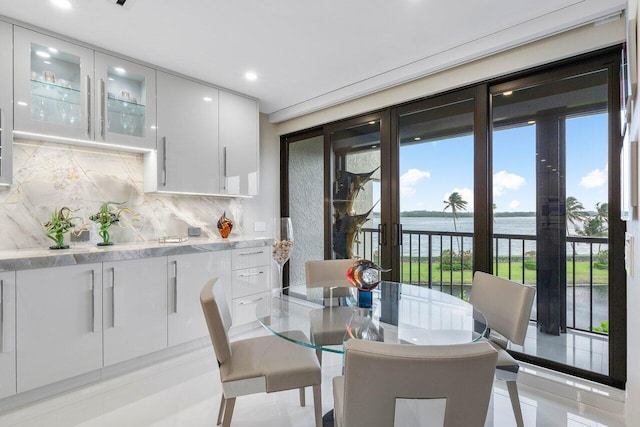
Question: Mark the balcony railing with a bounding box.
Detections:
[354,227,609,335]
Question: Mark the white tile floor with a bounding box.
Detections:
[0,324,627,427]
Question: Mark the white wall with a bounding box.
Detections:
[626,1,640,421]
[275,18,625,135]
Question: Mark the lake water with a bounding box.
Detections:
[362,216,604,257]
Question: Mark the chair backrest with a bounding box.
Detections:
[305,259,355,298]
[341,340,498,427]
[470,271,536,346]
[200,278,233,365]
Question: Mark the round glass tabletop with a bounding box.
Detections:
[256,281,487,354]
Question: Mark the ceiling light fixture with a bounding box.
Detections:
[244,71,257,81]
[35,51,51,58]
[51,0,72,9]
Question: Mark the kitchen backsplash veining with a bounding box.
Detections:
[0,140,243,251]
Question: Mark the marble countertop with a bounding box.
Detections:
[0,237,273,272]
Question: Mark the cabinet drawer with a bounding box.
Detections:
[232,247,270,270]
[232,293,269,326]
[232,266,269,298]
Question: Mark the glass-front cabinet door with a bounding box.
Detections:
[94,53,156,150]
[14,27,94,141]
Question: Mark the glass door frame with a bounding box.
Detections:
[489,52,626,388]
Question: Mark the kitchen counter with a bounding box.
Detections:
[0,237,273,272]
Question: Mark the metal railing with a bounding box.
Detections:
[354,227,609,335]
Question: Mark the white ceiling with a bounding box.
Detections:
[0,0,626,123]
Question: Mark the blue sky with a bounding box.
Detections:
[394,113,609,213]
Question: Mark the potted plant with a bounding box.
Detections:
[90,202,137,246]
[43,207,76,249]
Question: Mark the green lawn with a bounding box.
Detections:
[399,259,608,286]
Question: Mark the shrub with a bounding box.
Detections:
[441,250,473,270]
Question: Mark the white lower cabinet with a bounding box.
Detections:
[167,251,231,347]
[102,257,167,366]
[231,247,271,326]
[0,271,16,399]
[16,264,102,392]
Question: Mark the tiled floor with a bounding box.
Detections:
[511,324,609,376]
[0,324,626,427]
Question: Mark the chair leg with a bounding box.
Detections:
[217,395,225,425]
[506,380,524,427]
[313,384,322,427]
[316,349,323,365]
[221,397,236,427]
[299,387,306,406]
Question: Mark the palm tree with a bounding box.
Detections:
[443,192,468,253]
[565,196,588,235]
[595,202,608,225]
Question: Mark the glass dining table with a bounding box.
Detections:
[255,281,487,354]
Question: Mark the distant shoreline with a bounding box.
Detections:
[371,211,537,218]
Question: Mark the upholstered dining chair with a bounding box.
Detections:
[470,271,536,427]
[200,278,322,427]
[305,258,356,364]
[333,339,498,427]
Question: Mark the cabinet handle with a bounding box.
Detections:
[162,136,167,186]
[90,270,96,333]
[112,267,118,328]
[100,78,106,139]
[173,260,179,314]
[0,279,4,353]
[86,75,92,137]
[239,297,262,305]
[223,146,227,190]
[238,271,264,278]
[239,250,264,256]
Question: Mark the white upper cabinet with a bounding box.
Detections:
[0,21,13,187]
[145,71,220,194]
[94,52,156,150]
[219,91,259,196]
[14,27,156,151]
[14,27,95,142]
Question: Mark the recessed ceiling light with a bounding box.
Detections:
[114,67,126,74]
[36,51,51,58]
[51,0,72,10]
[203,97,213,102]
[244,71,257,81]
[502,91,513,96]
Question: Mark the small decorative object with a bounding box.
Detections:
[272,218,294,315]
[43,207,76,249]
[43,70,55,83]
[120,90,130,101]
[346,259,390,308]
[217,212,233,238]
[89,202,138,246]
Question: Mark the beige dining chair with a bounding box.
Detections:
[470,271,536,427]
[200,278,322,427]
[305,259,356,364]
[333,339,498,427]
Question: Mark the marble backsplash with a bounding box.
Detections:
[0,140,243,251]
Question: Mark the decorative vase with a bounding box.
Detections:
[346,259,390,308]
[217,212,233,238]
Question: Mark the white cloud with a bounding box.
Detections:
[400,168,430,197]
[444,187,474,211]
[509,200,520,209]
[493,170,526,197]
[580,165,607,188]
